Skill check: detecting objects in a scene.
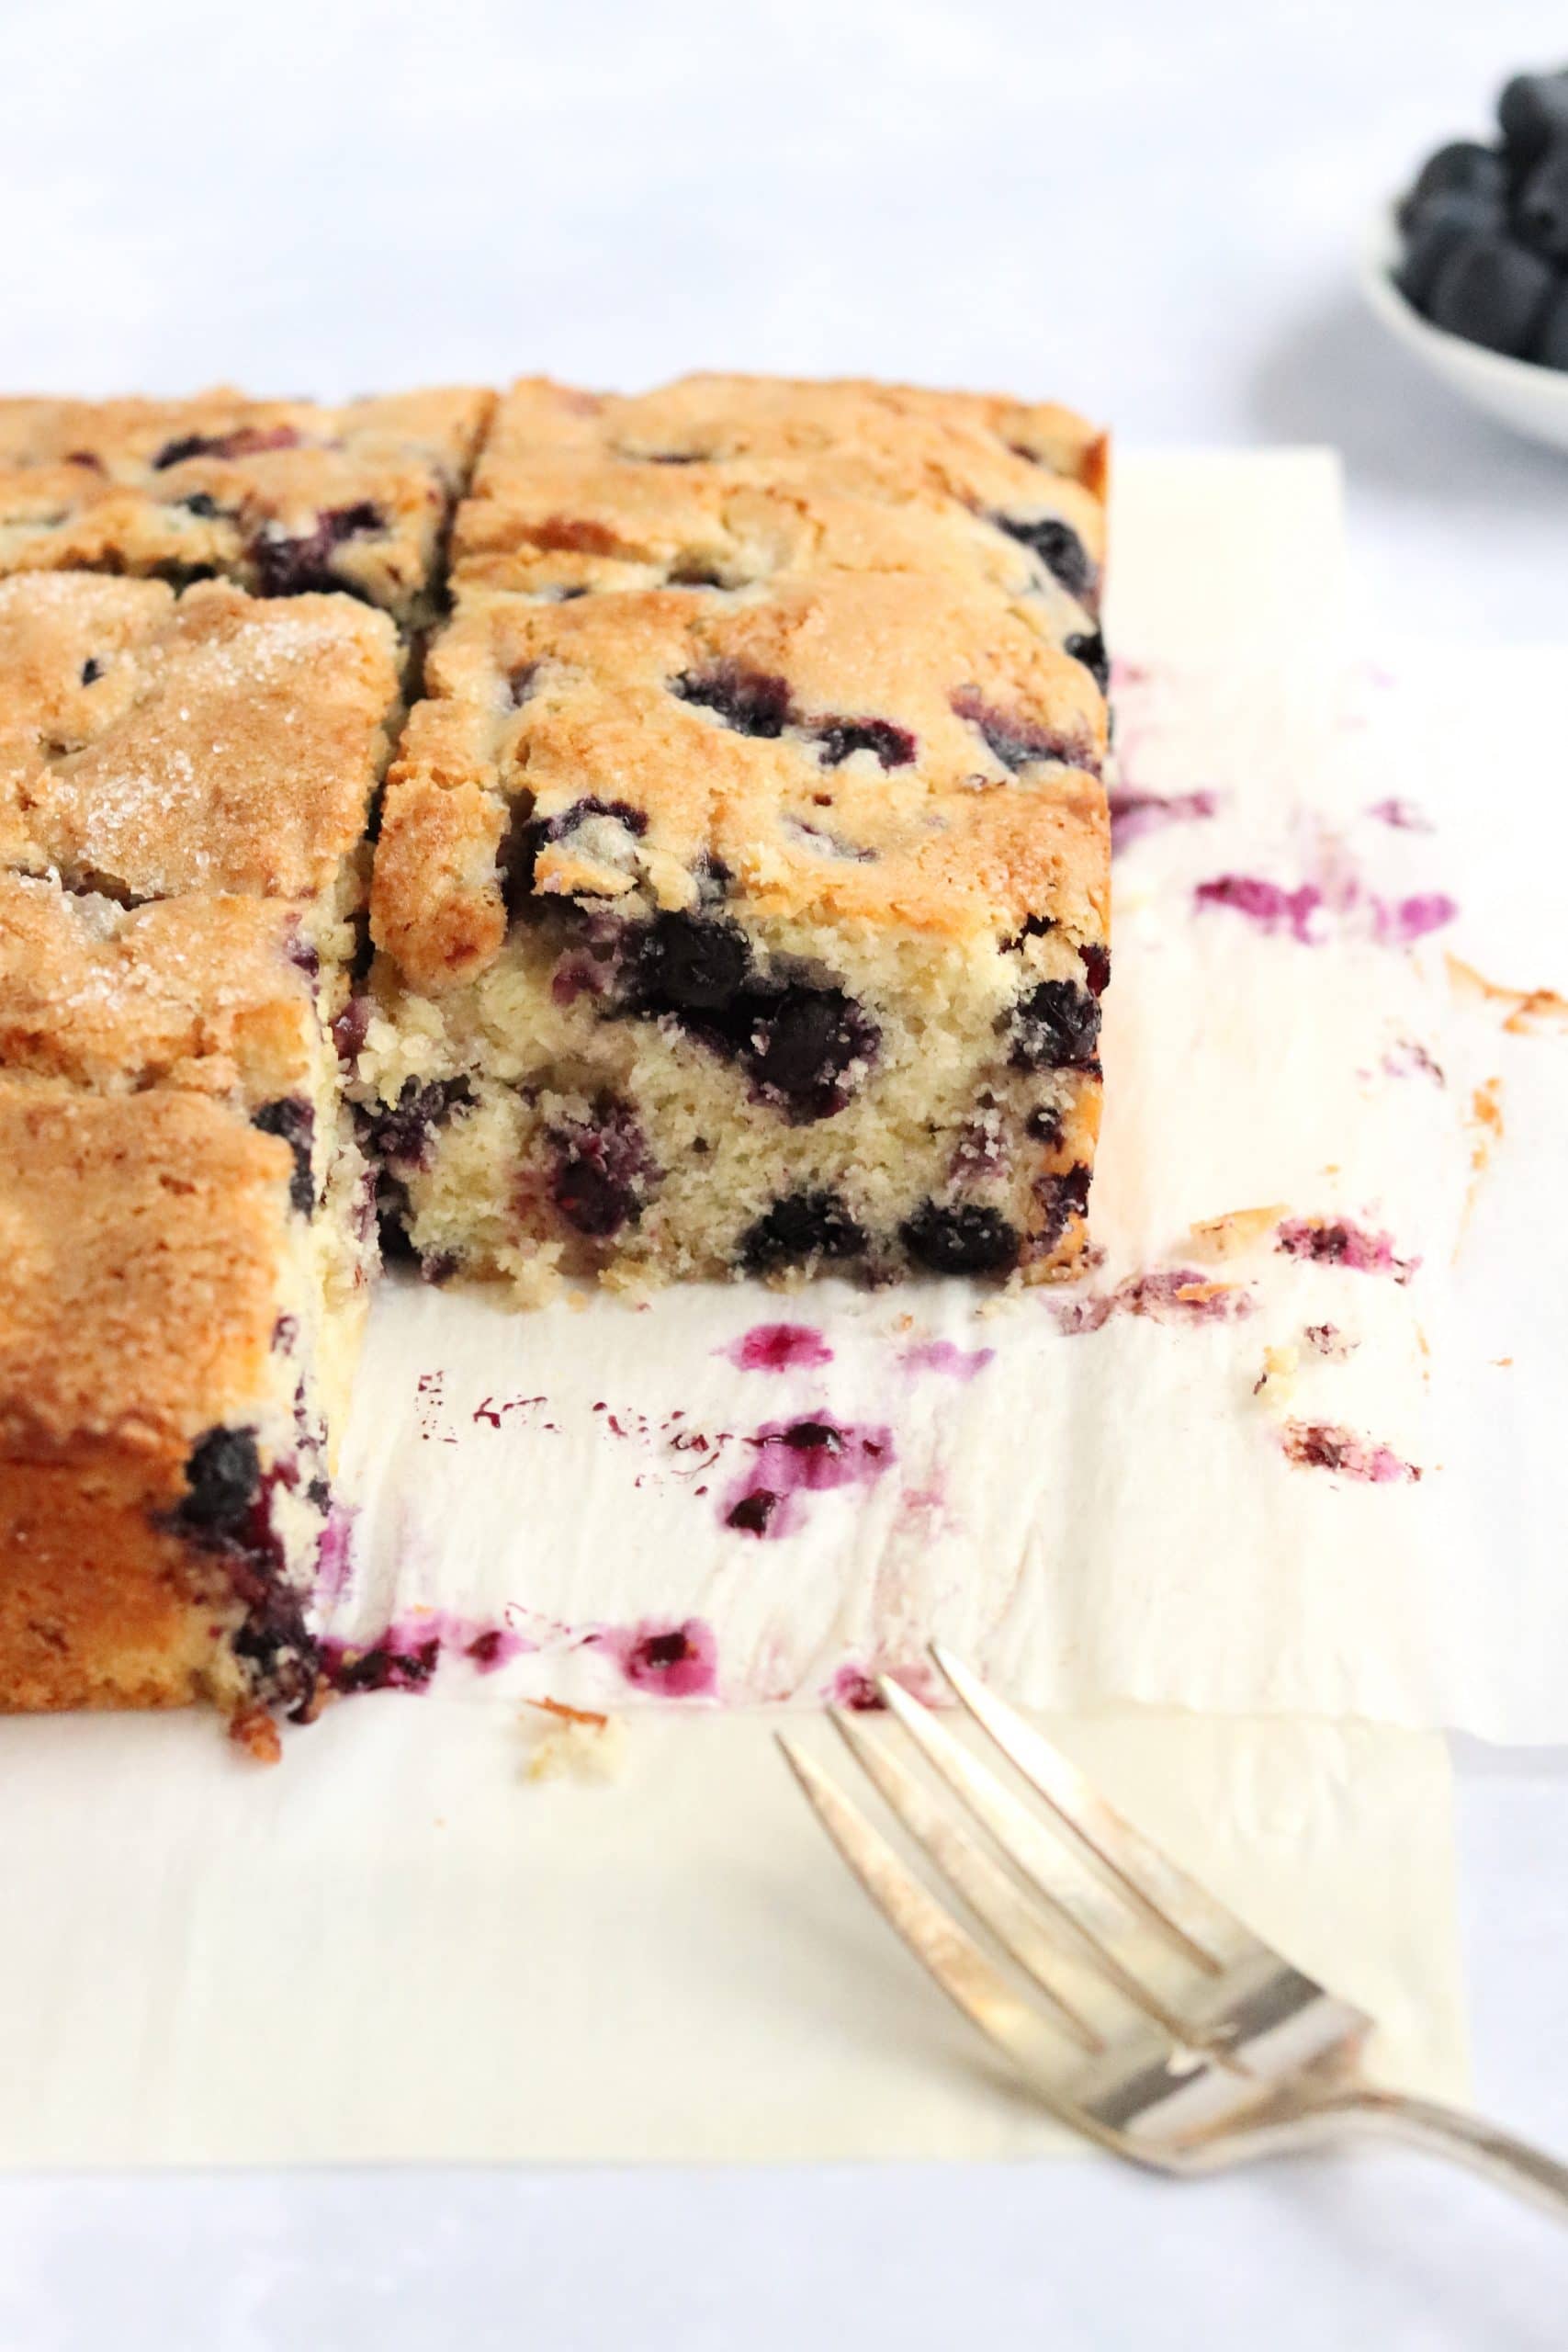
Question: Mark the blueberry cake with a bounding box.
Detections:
[0,1078,343,1737]
[362,553,1109,1293]
[1,370,1111,1737]
[0,387,492,630]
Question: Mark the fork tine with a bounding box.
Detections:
[874,1672,1219,2006]
[829,1709,1118,2052]
[931,1645,1259,1965]
[777,1734,1093,2115]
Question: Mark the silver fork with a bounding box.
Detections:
[780,1646,1568,2217]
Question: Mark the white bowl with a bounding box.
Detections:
[1359,208,1568,454]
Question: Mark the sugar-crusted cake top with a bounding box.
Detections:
[0,874,319,1101]
[461,374,1106,607]
[0,573,400,901]
[373,578,1109,990]
[0,1077,294,1463]
[0,386,492,619]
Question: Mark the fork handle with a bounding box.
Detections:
[1193,2086,1568,2221]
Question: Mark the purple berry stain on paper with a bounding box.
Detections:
[898,1338,996,1382]
[1108,787,1218,852]
[724,1322,834,1372]
[722,1415,895,1539]
[322,1610,532,1695]
[1276,1217,1417,1283]
[313,1503,356,1605]
[1194,874,1458,949]
[1280,1422,1421,1484]
[598,1618,718,1697]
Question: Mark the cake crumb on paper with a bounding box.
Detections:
[1187,1204,1290,1263]
[1253,1343,1300,1409]
[522,1698,628,1784]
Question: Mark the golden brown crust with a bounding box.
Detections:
[458,375,1106,604]
[0,1080,309,1715]
[482,371,1105,492]
[0,875,319,1100]
[373,576,1109,991]
[0,1455,243,1713]
[0,573,400,901]
[0,387,494,624]
[0,1079,292,1462]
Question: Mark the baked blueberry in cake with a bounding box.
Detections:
[360,557,1108,1295]
[0,387,492,629]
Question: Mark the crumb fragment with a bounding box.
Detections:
[1253,1342,1300,1407]
[1187,1204,1290,1263]
[1467,1076,1504,1177]
[229,1704,283,1766]
[522,1698,627,1783]
[1448,955,1568,1036]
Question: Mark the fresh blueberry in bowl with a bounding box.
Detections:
[1364,62,1568,450]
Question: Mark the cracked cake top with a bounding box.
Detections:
[0,1077,297,1464]
[458,373,1107,607]
[372,574,1109,991]
[0,572,400,904]
[0,873,322,1103]
[0,386,492,622]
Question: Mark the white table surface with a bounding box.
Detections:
[4,1,1568,2343]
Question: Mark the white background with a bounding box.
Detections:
[3,1,1568,2343]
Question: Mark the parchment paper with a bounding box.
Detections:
[0,1704,1464,2167]
[0,455,1492,2168]
[319,453,1495,1729]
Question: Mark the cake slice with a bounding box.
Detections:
[0,1078,342,1750]
[359,564,1109,1295]
[0,387,492,630]
[0,571,400,959]
[0,570,402,1737]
